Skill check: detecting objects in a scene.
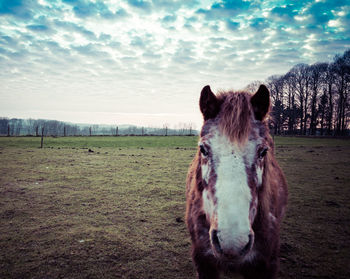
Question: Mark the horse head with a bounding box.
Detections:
[198,84,271,259]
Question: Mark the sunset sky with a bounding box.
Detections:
[0,0,349,128]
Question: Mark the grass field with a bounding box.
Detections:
[0,136,349,279]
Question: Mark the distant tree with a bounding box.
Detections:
[9,118,22,136]
[163,123,169,136]
[333,50,350,135]
[318,91,328,135]
[281,72,297,134]
[287,64,312,134]
[244,80,263,93]
[188,122,196,136]
[92,125,99,135]
[0,118,9,135]
[27,118,36,135]
[267,75,285,134]
[309,63,328,135]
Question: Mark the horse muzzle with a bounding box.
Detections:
[210,229,254,258]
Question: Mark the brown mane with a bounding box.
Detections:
[216,91,255,145]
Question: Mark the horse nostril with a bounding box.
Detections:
[211,229,222,254]
[240,233,254,255]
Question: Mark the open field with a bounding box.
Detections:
[0,136,350,279]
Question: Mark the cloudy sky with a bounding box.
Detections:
[0,0,349,128]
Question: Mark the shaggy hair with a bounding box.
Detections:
[216,91,254,146]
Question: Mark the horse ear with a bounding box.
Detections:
[251,85,270,121]
[200,85,220,120]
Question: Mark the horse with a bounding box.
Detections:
[186,85,288,279]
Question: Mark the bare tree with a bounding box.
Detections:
[309,63,328,135]
[281,71,299,134]
[187,122,197,136]
[0,118,9,135]
[288,64,312,134]
[318,91,328,135]
[243,80,263,93]
[163,123,169,136]
[267,75,286,134]
[333,50,350,135]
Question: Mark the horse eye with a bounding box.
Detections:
[200,145,208,156]
[259,147,268,159]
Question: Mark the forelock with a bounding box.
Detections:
[216,91,253,145]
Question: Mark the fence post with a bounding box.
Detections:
[116,126,118,136]
[7,124,10,137]
[64,126,66,137]
[40,127,44,148]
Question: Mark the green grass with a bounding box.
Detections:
[273,135,350,147]
[0,136,198,149]
[1,135,349,149]
[0,136,349,278]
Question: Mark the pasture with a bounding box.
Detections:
[0,136,349,279]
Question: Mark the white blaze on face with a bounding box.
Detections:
[256,166,263,186]
[201,127,259,252]
[202,189,214,221]
[201,160,210,184]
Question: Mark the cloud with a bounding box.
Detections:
[301,0,349,30]
[172,40,197,64]
[197,0,251,20]
[211,0,251,10]
[98,33,111,41]
[26,24,52,33]
[161,15,177,23]
[142,51,162,60]
[71,43,110,58]
[226,19,240,31]
[54,20,97,40]
[152,0,199,11]
[114,8,129,18]
[44,40,71,55]
[270,4,299,23]
[0,46,10,55]
[62,0,127,19]
[249,17,269,31]
[0,0,37,19]
[127,0,152,11]
[0,33,18,48]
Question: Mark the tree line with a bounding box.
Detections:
[247,49,350,136]
[0,118,198,136]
